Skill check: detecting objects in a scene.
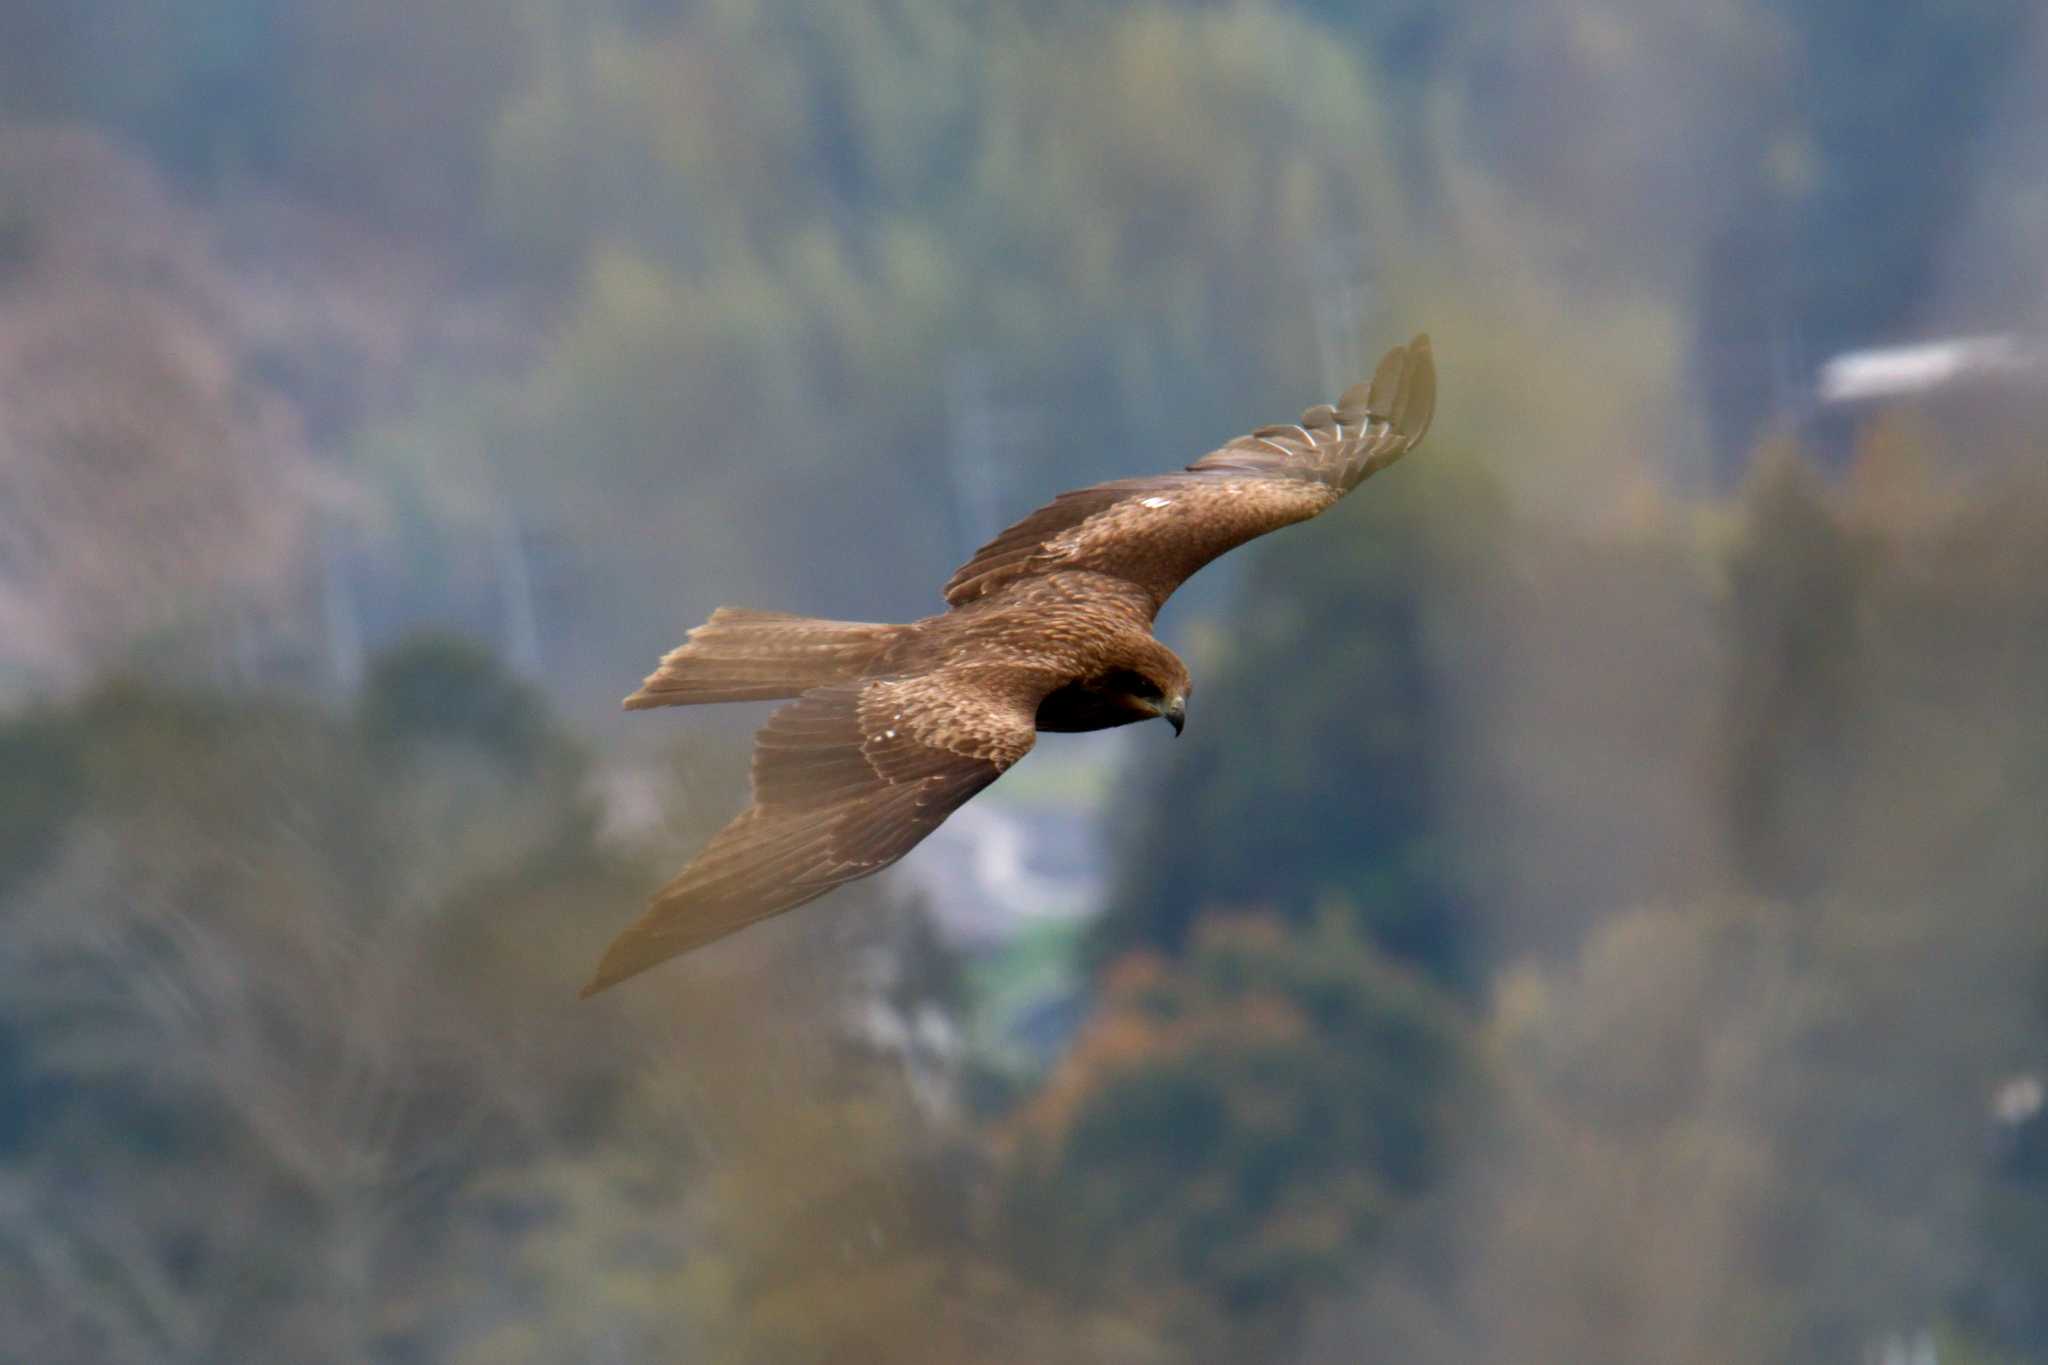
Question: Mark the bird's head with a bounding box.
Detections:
[1105,642,1191,736]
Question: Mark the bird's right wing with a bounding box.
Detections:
[942,335,1435,614]
[581,671,1038,995]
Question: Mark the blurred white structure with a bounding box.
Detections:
[1992,1072,2045,1127]
[894,798,1108,949]
[1865,1330,1938,1365]
[1818,334,2044,405]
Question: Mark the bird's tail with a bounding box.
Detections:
[622,608,909,709]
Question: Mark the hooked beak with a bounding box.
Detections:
[1164,695,1186,737]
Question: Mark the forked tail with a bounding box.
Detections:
[622,607,908,709]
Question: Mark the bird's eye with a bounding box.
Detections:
[1101,668,1161,701]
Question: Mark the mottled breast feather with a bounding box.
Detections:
[942,333,1434,614]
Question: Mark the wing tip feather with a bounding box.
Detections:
[579,937,642,997]
[1351,333,1436,448]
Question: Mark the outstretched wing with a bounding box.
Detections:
[943,335,1435,614]
[581,671,1037,995]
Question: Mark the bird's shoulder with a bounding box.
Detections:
[858,671,1040,770]
[924,571,1160,673]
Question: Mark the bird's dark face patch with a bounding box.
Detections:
[1099,667,1166,705]
[1034,666,1186,733]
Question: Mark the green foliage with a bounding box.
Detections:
[1695,0,2038,455]
[359,634,553,770]
[0,640,650,1360]
[1004,912,1472,1351]
[1719,453,1870,895]
[0,0,532,235]
[432,0,1418,673]
[1312,426,2048,1364]
[1936,1326,2048,1365]
[0,712,82,901]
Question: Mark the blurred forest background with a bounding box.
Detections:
[3,1,2048,1361]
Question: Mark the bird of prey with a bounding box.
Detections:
[582,335,1435,996]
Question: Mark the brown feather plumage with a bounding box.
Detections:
[583,335,1435,995]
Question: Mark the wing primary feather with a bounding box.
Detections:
[939,335,1436,610]
[583,675,1037,994]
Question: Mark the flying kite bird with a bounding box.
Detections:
[583,335,1436,996]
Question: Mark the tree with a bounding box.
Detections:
[1718,450,1869,897]
[1002,911,1472,1359]
[0,129,323,694]
[0,644,645,1361]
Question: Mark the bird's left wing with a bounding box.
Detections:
[943,334,1435,614]
[581,671,1038,995]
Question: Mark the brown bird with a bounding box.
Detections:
[582,335,1435,996]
